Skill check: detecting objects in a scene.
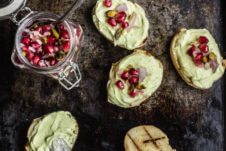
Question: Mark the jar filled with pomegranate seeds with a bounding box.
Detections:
[0,0,83,90]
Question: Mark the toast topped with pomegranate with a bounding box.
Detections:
[107,49,163,108]
[92,0,149,50]
[170,28,225,89]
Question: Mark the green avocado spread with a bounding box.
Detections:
[26,111,78,151]
[93,0,149,50]
[107,50,163,108]
[172,29,225,89]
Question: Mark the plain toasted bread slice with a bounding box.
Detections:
[124,125,176,151]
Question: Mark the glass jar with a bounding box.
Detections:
[0,0,83,90]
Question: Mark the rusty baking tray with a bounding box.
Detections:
[0,0,225,151]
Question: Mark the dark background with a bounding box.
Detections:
[0,0,225,151]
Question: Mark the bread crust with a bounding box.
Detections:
[107,49,163,108]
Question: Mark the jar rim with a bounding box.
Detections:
[15,11,78,72]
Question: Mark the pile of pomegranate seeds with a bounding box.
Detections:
[187,36,218,72]
[106,10,129,29]
[103,0,129,29]
[115,67,146,98]
[20,21,70,67]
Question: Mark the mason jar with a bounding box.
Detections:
[0,0,83,90]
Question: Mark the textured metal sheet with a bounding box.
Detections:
[0,0,225,151]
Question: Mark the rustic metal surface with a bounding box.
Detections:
[0,0,225,151]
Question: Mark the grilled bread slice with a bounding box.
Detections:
[170,28,225,89]
[124,125,176,151]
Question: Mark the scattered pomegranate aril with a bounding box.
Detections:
[116,11,126,23]
[129,77,139,84]
[199,44,209,53]
[32,55,40,65]
[187,45,196,56]
[26,52,34,61]
[47,36,55,45]
[62,41,70,53]
[50,59,57,66]
[115,80,124,89]
[21,37,31,46]
[61,30,70,39]
[198,36,209,44]
[107,18,117,27]
[193,53,203,65]
[22,46,29,52]
[43,45,54,54]
[35,26,42,32]
[42,25,51,32]
[31,42,41,50]
[129,89,137,98]
[121,71,129,80]
[104,0,112,7]
[121,21,129,29]
[129,68,139,76]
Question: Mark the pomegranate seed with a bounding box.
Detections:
[104,0,112,7]
[187,45,196,56]
[47,36,55,45]
[62,41,70,53]
[42,25,51,32]
[59,24,65,30]
[35,26,42,32]
[50,59,57,66]
[61,30,70,39]
[198,36,209,44]
[193,53,203,65]
[115,80,124,89]
[33,55,40,65]
[121,71,129,80]
[129,68,139,76]
[26,52,34,61]
[129,89,138,98]
[116,12,126,23]
[129,77,139,84]
[21,37,31,46]
[22,46,29,52]
[121,21,129,29]
[199,44,209,53]
[107,18,117,27]
[31,41,41,50]
[43,45,54,54]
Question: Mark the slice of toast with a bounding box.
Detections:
[170,28,225,89]
[25,111,79,151]
[107,49,163,108]
[92,0,149,50]
[124,125,176,151]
